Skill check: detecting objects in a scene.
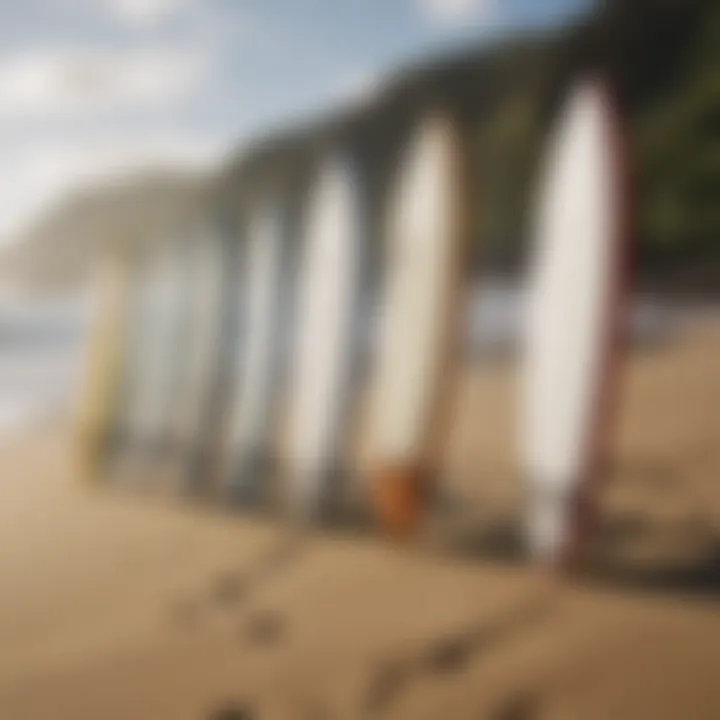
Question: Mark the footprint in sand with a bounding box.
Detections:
[168,538,305,630]
[491,692,541,720]
[363,600,552,716]
[363,659,410,715]
[241,610,285,647]
[208,702,254,720]
[210,538,305,608]
[212,572,247,607]
[422,633,474,674]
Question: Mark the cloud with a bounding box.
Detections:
[0,46,207,118]
[416,0,493,24]
[0,134,225,241]
[99,0,198,28]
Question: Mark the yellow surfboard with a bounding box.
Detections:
[75,251,130,483]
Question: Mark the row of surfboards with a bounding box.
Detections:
[76,76,629,566]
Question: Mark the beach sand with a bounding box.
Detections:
[0,320,718,719]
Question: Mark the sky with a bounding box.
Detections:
[0,0,594,245]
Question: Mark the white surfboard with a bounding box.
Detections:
[170,227,228,491]
[222,200,287,500]
[127,237,185,460]
[365,111,464,533]
[111,249,156,466]
[283,153,361,518]
[522,79,627,563]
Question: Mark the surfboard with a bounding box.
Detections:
[283,152,362,519]
[75,251,130,482]
[125,236,186,468]
[219,199,289,502]
[522,78,628,565]
[109,247,156,476]
[365,111,465,535]
[171,226,228,492]
[151,233,198,472]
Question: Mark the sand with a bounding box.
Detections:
[0,320,718,719]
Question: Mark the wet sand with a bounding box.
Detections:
[0,321,718,719]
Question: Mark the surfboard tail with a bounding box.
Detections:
[371,464,435,536]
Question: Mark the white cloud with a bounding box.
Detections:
[0,134,225,242]
[100,0,198,28]
[0,47,207,118]
[417,0,493,24]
